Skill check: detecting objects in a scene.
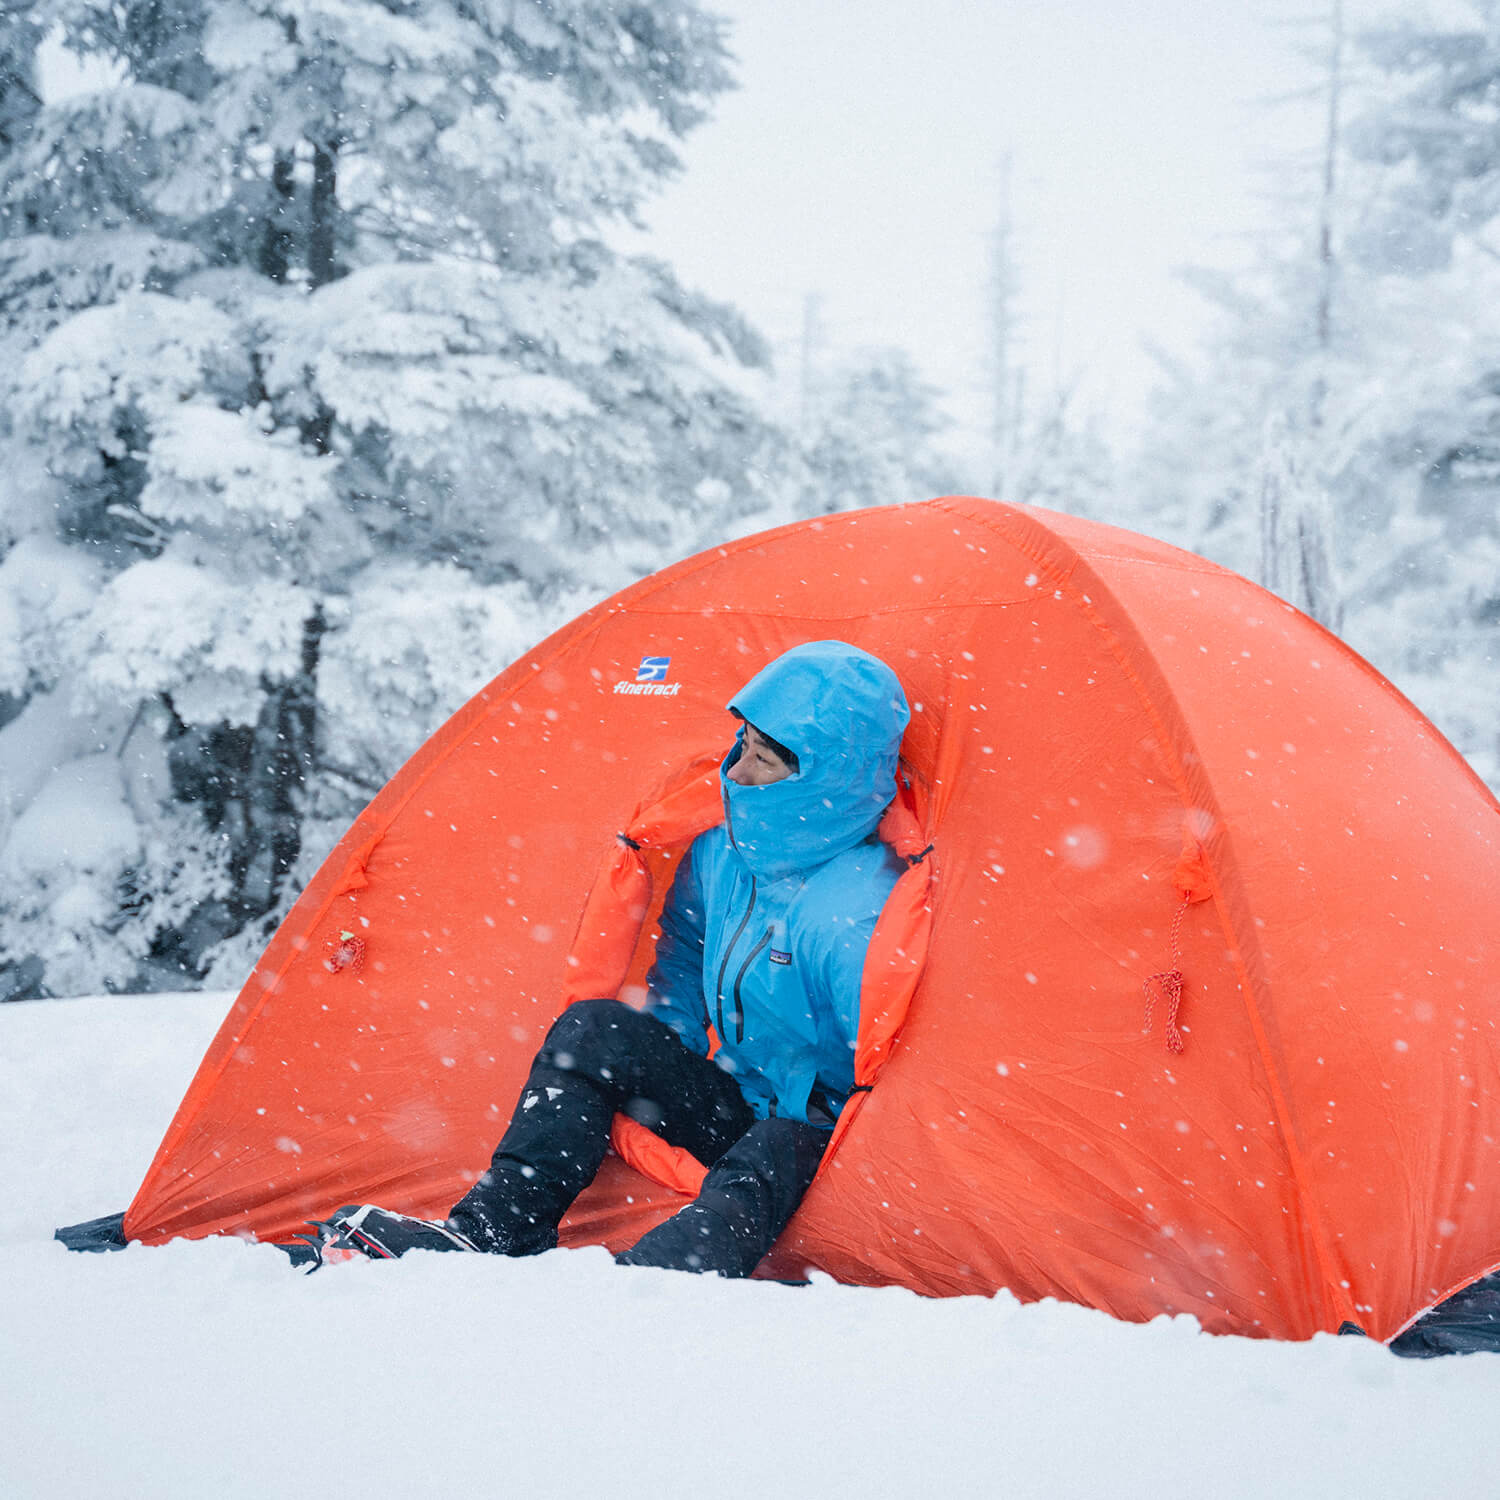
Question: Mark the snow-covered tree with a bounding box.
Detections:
[0,0,788,998]
[1033,410,1117,522]
[1133,1,1500,789]
[1324,1,1500,782]
[0,7,42,156]
[1347,0,1500,269]
[795,347,962,516]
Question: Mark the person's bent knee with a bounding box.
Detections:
[539,997,638,1076]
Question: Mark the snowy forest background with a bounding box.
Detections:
[0,0,1496,1003]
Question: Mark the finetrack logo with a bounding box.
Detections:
[613,655,682,697]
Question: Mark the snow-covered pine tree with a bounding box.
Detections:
[1137,222,1500,783]
[1152,2,1346,632]
[1348,0,1500,272]
[0,0,785,998]
[0,8,42,154]
[793,347,963,517]
[1337,0,1500,785]
[1133,1,1500,790]
[1134,0,1357,612]
[1004,385,1115,521]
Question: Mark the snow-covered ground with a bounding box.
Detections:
[7,991,1500,1499]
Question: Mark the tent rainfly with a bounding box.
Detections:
[65,497,1500,1346]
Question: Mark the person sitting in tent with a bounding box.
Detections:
[310,639,911,1277]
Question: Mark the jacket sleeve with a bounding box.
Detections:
[643,839,710,1055]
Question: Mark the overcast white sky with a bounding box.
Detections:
[41,0,1374,465]
[630,0,1350,462]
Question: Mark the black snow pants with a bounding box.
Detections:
[446,998,830,1277]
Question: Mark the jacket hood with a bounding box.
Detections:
[721,640,909,880]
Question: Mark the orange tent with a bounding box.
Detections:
[114,496,1500,1342]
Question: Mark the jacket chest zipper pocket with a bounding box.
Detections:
[730,926,775,1043]
[714,878,757,1041]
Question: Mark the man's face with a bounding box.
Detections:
[727,723,795,787]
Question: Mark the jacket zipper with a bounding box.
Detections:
[730,926,774,1042]
[714,876,757,1040]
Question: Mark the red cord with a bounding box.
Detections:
[1143,896,1189,1053]
[325,932,366,975]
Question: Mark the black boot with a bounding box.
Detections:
[616,1117,828,1277]
[296,1204,480,1269]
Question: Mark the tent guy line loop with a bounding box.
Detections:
[1143,894,1191,1054]
[325,931,366,976]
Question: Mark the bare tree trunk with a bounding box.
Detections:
[220,138,337,934]
[309,144,338,290]
[241,606,326,919]
[1260,445,1282,599]
[798,291,823,437]
[164,607,327,968]
[0,12,42,151]
[1261,0,1345,632]
[0,10,42,237]
[1258,415,1344,632]
[161,119,343,970]
[989,154,1023,500]
[1314,0,1343,366]
[259,151,297,283]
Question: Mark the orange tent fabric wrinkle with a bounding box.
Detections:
[120,498,1500,1343]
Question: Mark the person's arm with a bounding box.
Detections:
[643,841,710,1054]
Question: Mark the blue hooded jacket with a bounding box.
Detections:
[644,642,910,1123]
